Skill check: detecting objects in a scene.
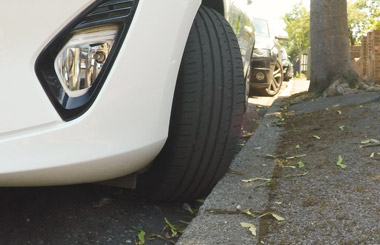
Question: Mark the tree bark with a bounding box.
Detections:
[309,0,359,94]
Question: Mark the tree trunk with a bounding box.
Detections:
[309,0,359,94]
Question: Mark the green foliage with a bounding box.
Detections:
[282,1,310,62]
[282,0,380,59]
[348,0,380,44]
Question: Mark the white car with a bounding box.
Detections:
[0,0,255,201]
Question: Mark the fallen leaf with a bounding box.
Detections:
[339,126,345,131]
[249,227,257,236]
[370,152,375,158]
[253,180,272,188]
[286,154,306,160]
[266,154,277,159]
[337,110,342,115]
[241,209,255,218]
[361,139,371,144]
[336,155,347,169]
[227,169,245,176]
[295,145,300,149]
[148,234,173,243]
[164,217,183,238]
[240,222,255,228]
[197,199,205,204]
[361,139,380,144]
[260,212,286,221]
[132,227,146,245]
[283,172,309,178]
[182,203,195,215]
[242,177,271,183]
[240,222,256,236]
[313,135,321,140]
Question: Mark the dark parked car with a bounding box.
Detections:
[249,17,283,96]
[281,48,293,81]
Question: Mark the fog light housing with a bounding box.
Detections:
[35,0,138,121]
[55,27,117,97]
[256,72,265,81]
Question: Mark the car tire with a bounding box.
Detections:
[284,66,291,81]
[258,59,283,96]
[136,6,245,201]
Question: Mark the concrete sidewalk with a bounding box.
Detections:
[178,81,380,244]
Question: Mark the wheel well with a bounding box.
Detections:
[202,0,224,16]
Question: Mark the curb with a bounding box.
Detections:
[178,89,380,244]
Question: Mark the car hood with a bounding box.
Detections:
[254,36,274,50]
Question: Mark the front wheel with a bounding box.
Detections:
[136,6,245,201]
[258,59,283,96]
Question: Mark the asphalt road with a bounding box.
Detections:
[0,185,193,244]
[0,80,299,245]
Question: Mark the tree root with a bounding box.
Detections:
[322,78,380,97]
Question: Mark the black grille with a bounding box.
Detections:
[75,0,136,30]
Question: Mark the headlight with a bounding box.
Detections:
[252,48,271,58]
[35,0,139,121]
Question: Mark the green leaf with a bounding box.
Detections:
[240,222,255,228]
[259,212,286,221]
[336,155,347,169]
[242,209,255,218]
[164,217,183,238]
[132,226,146,245]
[361,139,371,144]
[312,135,321,140]
[249,227,257,236]
[298,161,305,168]
[339,126,345,131]
[361,139,380,144]
[240,222,257,236]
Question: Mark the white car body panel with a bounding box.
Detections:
[0,0,200,185]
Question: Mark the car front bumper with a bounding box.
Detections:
[250,57,275,88]
[0,0,200,186]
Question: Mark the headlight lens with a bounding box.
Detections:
[252,48,271,58]
[54,27,117,97]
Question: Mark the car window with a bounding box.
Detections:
[252,18,269,38]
